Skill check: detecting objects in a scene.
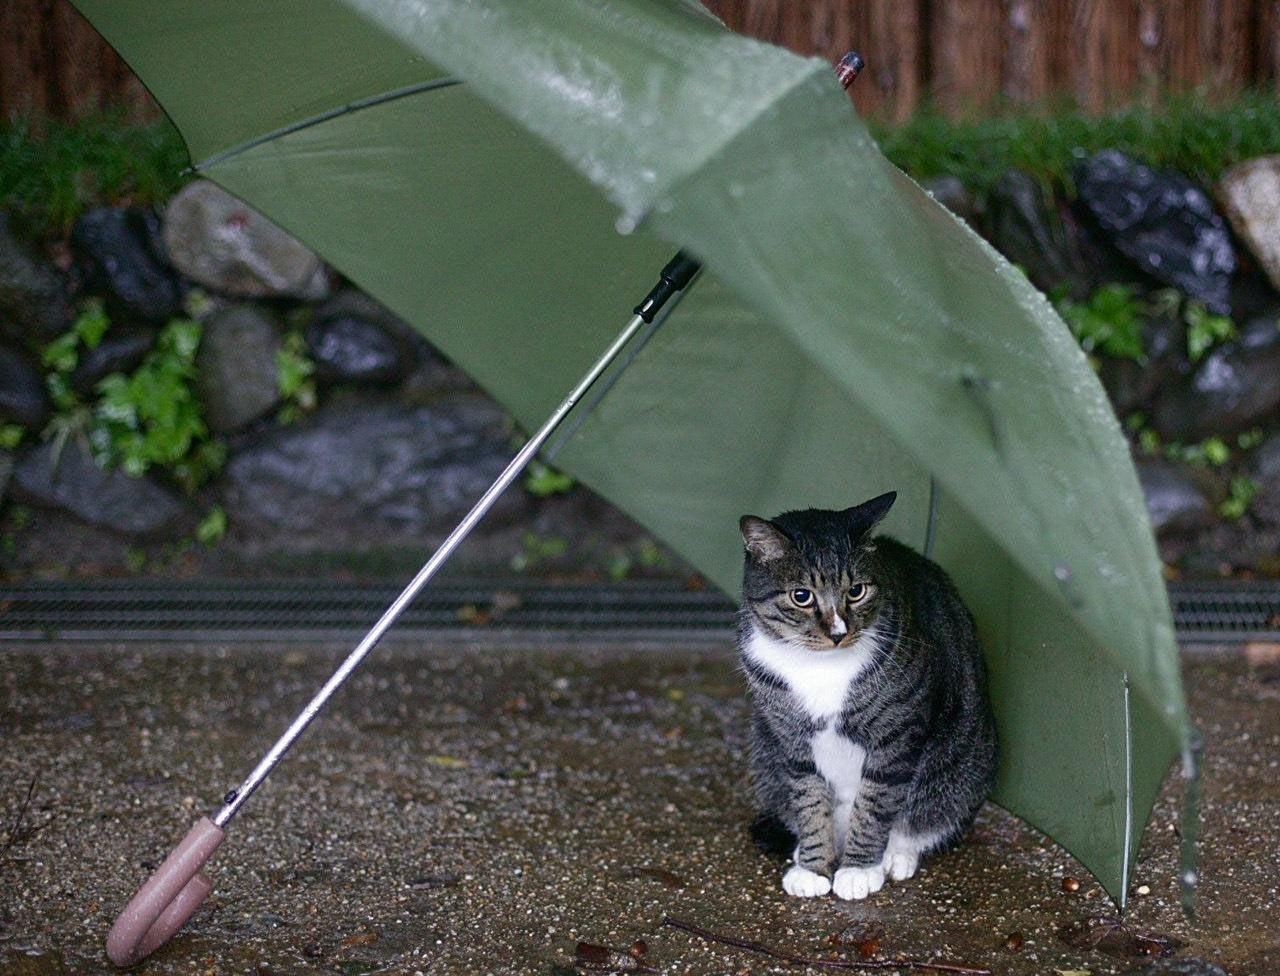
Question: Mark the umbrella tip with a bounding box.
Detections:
[836,51,865,90]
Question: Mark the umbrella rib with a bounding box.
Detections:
[191,77,463,172]
[1121,671,1133,908]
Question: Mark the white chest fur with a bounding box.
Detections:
[743,625,877,722]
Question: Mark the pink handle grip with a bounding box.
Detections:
[106,817,225,967]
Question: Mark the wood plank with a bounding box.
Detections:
[928,0,1006,116]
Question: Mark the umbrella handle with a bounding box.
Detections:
[106,817,225,967]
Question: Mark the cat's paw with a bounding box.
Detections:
[832,865,885,900]
[782,865,832,897]
[881,842,921,882]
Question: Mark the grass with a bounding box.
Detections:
[0,111,188,236]
[871,90,1280,197]
[4,91,1280,235]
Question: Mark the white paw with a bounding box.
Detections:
[832,865,885,901]
[882,847,920,882]
[782,865,832,897]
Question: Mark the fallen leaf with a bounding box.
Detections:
[424,754,468,769]
[1057,917,1182,960]
[339,931,378,948]
[1054,970,1091,976]
[622,866,687,889]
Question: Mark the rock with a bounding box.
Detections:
[1251,434,1280,527]
[69,328,155,396]
[71,207,184,322]
[221,397,524,547]
[195,304,283,433]
[400,350,480,404]
[306,290,415,384]
[923,175,977,223]
[1218,155,1280,294]
[1254,433,1280,483]
[0,343,52,429]
[1151,313,1280,440]
[163,180,329,300]
[0,212,73,343]
[987,169,1078,294]
[11,439,188,538]
[1075,149,1236,313]
[1126,959,1227,976]
[1136,460,1212,536]
[0,450,12,506]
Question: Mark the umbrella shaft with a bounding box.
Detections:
[212,310,667,828]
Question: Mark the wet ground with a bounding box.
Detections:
[1,640,1277,975]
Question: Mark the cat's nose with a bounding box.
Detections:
[827,613,848,643]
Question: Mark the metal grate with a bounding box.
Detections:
[0,579,1275,643]
[0,579,737,643]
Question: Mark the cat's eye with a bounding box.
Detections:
[790,588,815,607]
[848,583,871,604]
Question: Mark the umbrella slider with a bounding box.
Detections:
[634,251,701,322]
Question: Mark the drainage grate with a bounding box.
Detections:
[0,579,1276,643]
[0,579,737,643]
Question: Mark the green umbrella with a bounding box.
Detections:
[72,0,1190,963]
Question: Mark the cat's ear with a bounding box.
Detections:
[844,491,897,538]
[740,515,793,561]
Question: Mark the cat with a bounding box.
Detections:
[737,491,997,901]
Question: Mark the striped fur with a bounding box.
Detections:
[738,494,997,900]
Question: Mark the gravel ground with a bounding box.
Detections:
[0,640,1275,975]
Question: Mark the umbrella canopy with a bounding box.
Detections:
[72,0,1188,904]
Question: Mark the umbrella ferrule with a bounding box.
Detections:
[634,250,701,322]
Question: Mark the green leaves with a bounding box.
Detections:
[276,330,317,425]
[1184,302,1236,362]
[93,318,211,482]
[1056,284,1144,360]
[40,310,226,495]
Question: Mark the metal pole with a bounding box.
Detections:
[212,259,700,829]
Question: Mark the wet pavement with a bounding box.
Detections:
[0,639,1277,975]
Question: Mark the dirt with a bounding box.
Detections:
[0,642,1275,975]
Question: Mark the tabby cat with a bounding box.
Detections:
[738,491,997,900]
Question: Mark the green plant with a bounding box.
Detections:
[509,531,568,573]
[1164,436,1232,468]
[39,310,226,493]
[1237,428,1265,451]
[872,90,1280,198]
[1184,302,1236,362]
[0,112,188,236]
[1219,476,1259,520]
[92,318,224,490]
[276,330,317,425]
[195,506,228,546]
[1055,284,1144,360]
[524,461,575,497]
[0,424,24,449]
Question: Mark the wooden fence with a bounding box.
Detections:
[3,0,1280,124]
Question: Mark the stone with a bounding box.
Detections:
[1250,434,1280,527]
[195,304,283,433]
[220,397,525,548]
[306,290,415,384]
[0,343,51,429]
[986,168,1078,294]
[1218,155,1280,294]
[163,180,329,300]
[1151,313,1280,441]
[11,439,188,538]
[922,175,977,223]
[1126,959,1227,976]
[69,328,155,396]
[0,212,73,343]
[1075,149,1236,313]
[71,207,184,322]
[0,450,11,507]
[1136,459,1212,536]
